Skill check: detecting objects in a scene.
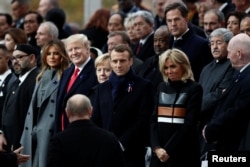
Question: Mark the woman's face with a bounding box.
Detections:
[4,34,15,52]
[227,16,240,36]
[96,62,112,83]
[164,58,184,81]
[46,45,62,69]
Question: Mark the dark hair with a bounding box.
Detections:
[24,11,43,24]
[84,8,110,31]
[108,31,131,46]
[111,44,133,58]
[0,13,13,26]
[226,11,246,27]
[164,2,188,18]
[5,28,28,44]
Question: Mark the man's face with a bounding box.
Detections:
[108,14,125,32]
[24,13,40,35]
[166,9,188,38]
[0,49,9,74]
[66,41,90,67]
[38,0,52,18]
[240,17,250,37]
[210,35,228,60]
[35,25,53,47]
[12,50,31,75]
[154,0,167,19]
[134,16,153,39]
[154,30,169,55]
[203,12,221,36]
[110,50,133,76]
[107,35,124,53]
[0,16,11,39]
[11,1,22,20]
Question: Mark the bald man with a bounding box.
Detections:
[47,94,125,167]
[202,33,250,152]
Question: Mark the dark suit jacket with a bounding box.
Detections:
[134,33,155,62]
[55,60,97,132]
[204,66,250,151]
[92,72,155,167]
[0,72,17,126]
[2,67,39,150]
[170,28,213,81]
[47,120,126,167]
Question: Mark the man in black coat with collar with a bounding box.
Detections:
[165,2,213,81]
[48,94,125,167]
[1,44,39,150]
[202,33,250,152]
[55,34,97,133]
[92,44,154,167]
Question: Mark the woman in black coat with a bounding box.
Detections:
[150,49,202,167]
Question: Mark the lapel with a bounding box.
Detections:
[221,66,250,98]
[42,71,59,101]
[67,60,92,94]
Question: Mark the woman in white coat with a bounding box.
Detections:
[20,39,69,167]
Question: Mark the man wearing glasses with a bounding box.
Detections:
[0,44,39,152]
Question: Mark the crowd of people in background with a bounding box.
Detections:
[0,0,250,167]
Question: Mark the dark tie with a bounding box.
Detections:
[136,43,143,55]
[66,67,80,93]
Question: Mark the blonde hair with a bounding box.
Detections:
[159,49,194,82]
[94,53,110,68]
[64,34,90,50]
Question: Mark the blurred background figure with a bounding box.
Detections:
[37,0,59,19]
[79,8,110,50]
[23,11,43,50]
[124,13,140,50]
[0,13,13,44]
[240,15,250,36]
[226,11,246,36]
[10,0,30,28]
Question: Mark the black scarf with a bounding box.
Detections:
[109,69,135,101]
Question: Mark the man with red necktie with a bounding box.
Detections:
[55,34,97,132]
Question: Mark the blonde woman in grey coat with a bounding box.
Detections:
[20,39,69,167]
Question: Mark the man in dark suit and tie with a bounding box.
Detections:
[55,34,97,133]
[1,44,39,150]
[48,94,125,167]
[133,10,155,62]
[202,33,250,151]
[92,44,155,167]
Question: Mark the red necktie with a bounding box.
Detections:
[136,43,143,55]
[61,67,79,131]
[66,67,80,93]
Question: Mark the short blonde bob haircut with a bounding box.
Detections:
[94,53,110,68]
[159,49,194,82]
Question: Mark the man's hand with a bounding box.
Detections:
[13,146,30,165]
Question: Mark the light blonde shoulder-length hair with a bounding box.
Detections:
[159,49,194,82]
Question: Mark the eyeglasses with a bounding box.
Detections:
[11,54,29,61]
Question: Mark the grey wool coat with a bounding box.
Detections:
[20,69,60,167]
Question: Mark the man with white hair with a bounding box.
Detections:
[202,33,250,152]
[35,21,58,49]
[199,28,235,154]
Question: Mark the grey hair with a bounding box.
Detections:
[205,9,225,23]
[132,10,154,26]
[209,28,233,43]
[40,21,59,39]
